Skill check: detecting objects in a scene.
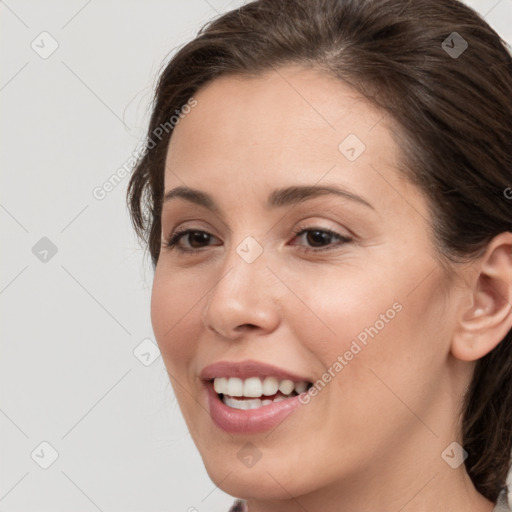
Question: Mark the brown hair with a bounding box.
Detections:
[126,0,512,502]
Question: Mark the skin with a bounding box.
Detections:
[150,65,512,511]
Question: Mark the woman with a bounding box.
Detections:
[127,0,512,510]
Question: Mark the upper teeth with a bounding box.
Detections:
[213,377,308,397]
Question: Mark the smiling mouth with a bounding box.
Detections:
[212,376,313,410]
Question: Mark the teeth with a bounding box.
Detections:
[213,377,228,394]
[243,377,263,397]
[262,377,279,395]
[223,396,266,410]
[223,395,287,410]
[226,377,244,397]
[278,379,295,395]
[294,381,308,393]
[213,376,309,399]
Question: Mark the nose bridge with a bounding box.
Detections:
[201,237,280,338]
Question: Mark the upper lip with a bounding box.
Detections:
[200,359,312,383]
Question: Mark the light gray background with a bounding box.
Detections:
[1,1,511,511]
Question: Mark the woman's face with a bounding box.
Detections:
[151,65,464,499]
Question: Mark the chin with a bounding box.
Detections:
[200,447,329,501]
[205,463,301,500]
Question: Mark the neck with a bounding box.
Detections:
[244,413,496,512]
[245,459,495,512]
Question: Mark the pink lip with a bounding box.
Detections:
[204,381,304,434]
[200,359,311,434]
[200,359,310,382]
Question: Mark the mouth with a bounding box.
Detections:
[212,376,312,410]
[200,360,314,433]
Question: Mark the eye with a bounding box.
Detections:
[289,225,352,252]
[162,228,219,253]
[162,225,353,255]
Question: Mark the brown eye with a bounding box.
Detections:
[290,227,352,252]
[163,229,219,252]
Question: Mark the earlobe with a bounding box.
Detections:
[451,232,512,362]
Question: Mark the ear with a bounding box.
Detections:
[451,232,512,362]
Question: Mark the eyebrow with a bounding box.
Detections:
[163,184,375,213]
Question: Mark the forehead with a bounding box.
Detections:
[163,65,423,218]
[167,66,387,161]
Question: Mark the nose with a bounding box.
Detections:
[201,247,281,340]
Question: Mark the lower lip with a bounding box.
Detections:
[205,382,304,434]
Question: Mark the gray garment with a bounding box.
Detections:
[494,489,512,512]
[229,488,511,511]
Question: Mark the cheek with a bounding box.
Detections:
[282,262,405,363]
[287,257,447,411]
[150,266,201,374]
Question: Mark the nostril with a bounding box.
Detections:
[237,323,258,331]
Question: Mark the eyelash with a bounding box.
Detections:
[162,225,352,255]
